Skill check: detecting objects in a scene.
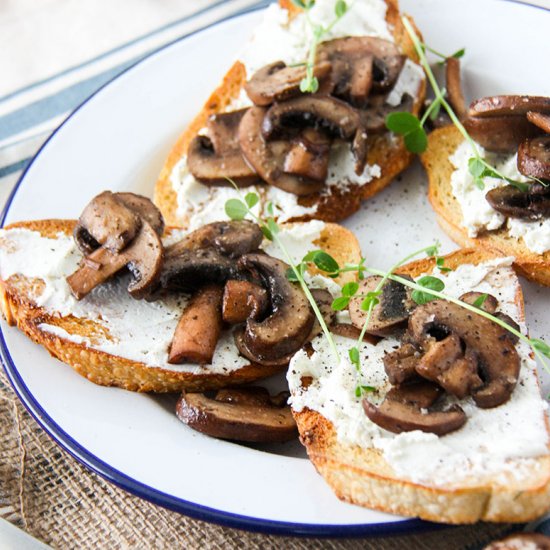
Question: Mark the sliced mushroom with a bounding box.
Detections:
[159,248,241,292]
[244,61,332,106]
[308,288,336,339]
[330,323,362,339]
[485,184,550,220]
[166,220,263,258]
[262,95,360,141]
[527,111,550,134]
[464,95,550,153]
[459,291,498,313]
[445,57,467,120]
[187,135,259,187]
[349,275,415,336]
[468,95,550,118]
[493,312,520,344]
[176,388,297,442]
[283,129,331,181]
[114,192,165,237]
[222,280,269,324]
[363,381,466,436]
[383,342,421,385]
[206,109,247,153]
[408,300,520,408]
[74,191,141,254]
[318,37,405,100]
[237,253,315,361]
[67,220,163,300]
[168,285,223,364]
[238,106,324,195]
[234,328,295,367]
[415,334,483,399]
[518,136,550,180]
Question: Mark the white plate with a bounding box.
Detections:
[2,0,550,537]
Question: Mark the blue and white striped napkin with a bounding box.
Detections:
[0,0,269,212]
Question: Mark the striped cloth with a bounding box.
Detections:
[0,0,269,213]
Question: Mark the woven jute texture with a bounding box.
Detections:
[0,367,517,550]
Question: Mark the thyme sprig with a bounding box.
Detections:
[387,18,531,193]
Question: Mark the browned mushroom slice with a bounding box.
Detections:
[244,60,332,106]
[318,37,405,100]
[330,322,376,341]
[307,288,336,339]
[283,129,331,181]
[445,57,466,120]
[187,135,259,187]
[168,285,223,364]
[363,381,466,436]
[238,106,324,195]
[262,95,360,141]
[408,300,520,408]
[234,328,295,367]
[493,312,520,344]
[527,111,550,134]
[416,334,483,399]
[67,220,163,300]
[468,95,550,118]
[349,275,415,336]
[176,388,297,442]
[167,220,263,257]
[237,253,315,361]
[486,184,550,220]
[518,136,550,180]
[222,280,269,324]
[74,191,141,254]
[206,109,248,153]
[115,192,165,236]
[463,115,541,154]
[383,342,421,385]
[459,291,498,313]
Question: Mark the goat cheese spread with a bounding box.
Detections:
[287,258,550,486]
[0,221,337,375]
[171,0,424,228]
[450,140,550,254]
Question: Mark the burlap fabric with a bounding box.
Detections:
[0,368,519,549]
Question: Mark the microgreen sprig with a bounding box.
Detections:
[388,18,531,193]
[224,188,340,361]
[291,0,350,93]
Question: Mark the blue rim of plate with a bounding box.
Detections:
[1,0,548,538]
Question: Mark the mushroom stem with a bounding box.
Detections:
[168,285,224,365]
[445,57,467,120]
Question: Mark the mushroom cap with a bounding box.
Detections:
[244,60,331,106]
[349,275,415,336]
[468,95,550,118]
[176,388,297,442]
[238,106,325,195]
[363,382,467,436]
[518,136,550,180]
[485,184,550,220]
[408,300,521,408]
[238,253,315,361]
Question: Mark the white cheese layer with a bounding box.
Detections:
[171,0,424,228]
[450,140,550,254]
[0,221,333,374]
[287,258,550,487]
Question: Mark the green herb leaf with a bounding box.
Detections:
[267,218,279,235]
[290,0,307,8]
[411,275,445,305]
[472,293,488,309]
[266,201,275,216]
[531,338,550,358]
[245,192,259,209]
[304,250,340,273]
[349,347,360,370]
[356,385,376,396]
[468,157,529,192]
[261,226,273,241]
[335,0,347,18]
[225,198,248,221]
[342,281,359,297]
[426,243,441,258]
[451,47,465,59]
[354,386,362,398]
[361,291,381,311]
[404,127,428,154]
[286,263,307,282]
[332,296,350,311]
[386,112,420,134]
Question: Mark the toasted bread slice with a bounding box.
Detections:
[290,248,550,523]
[422,125,550,286]
[0,219,360,393]
[154,0,426,228]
